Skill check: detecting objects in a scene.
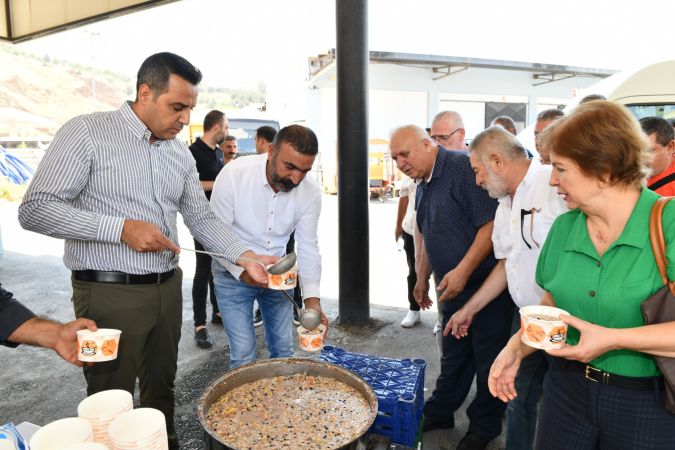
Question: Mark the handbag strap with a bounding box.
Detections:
[649,196,675,295]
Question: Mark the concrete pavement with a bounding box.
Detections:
[0,198,507,449]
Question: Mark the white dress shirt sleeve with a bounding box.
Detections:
[295,190,322,299]
[209,166,246,279]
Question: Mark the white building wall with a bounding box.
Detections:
[307,59,604,191]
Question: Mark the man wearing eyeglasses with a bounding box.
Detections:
[391,125,514,450]
[448,126,567,450]
[427,111,468,338]
[534,109,564,164]
[430,110,468,151]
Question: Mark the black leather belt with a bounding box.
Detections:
[73,269,175,285]
[561,359,663,391]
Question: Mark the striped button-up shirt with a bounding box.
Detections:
[18,101,248,274]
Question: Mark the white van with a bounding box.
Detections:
[518,59,675,154]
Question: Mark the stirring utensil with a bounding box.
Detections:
[180,247,320,329]
[279,290,322,329]
[179,247,295,275]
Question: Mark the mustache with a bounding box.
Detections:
[277,178,299,190]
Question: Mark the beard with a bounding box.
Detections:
[268,156,299,192]
[215,133,225,146]
[271,174,299,192]
[482,165,509,199]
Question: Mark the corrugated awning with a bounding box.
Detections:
[1,0,178,43]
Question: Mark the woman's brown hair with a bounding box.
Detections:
[545,100,651,189]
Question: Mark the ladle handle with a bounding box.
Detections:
[280,289,302,315]
[179,247,267,269]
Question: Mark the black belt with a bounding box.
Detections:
[73,269,175,285]
[561,359,663,391]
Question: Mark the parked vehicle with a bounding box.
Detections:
[188,118,280,157]
[368,138,402,201]
[518,59,675,155]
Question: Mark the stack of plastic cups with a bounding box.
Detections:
[107,408,168,450]
[77,390,133,448]
[29,418,94,449]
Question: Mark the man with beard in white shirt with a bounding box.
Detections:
[448,126,567,450]
[210,124,328,368]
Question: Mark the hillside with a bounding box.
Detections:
[0,44,130,128]
[0,43,266,135]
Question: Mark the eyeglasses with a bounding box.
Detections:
[430,128,462,143]
[520,208,542,249]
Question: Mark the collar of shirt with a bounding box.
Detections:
[563,188,654,258]
[425,148,448,183]
[119,101,154,142]
[497,158,542,208]
[257,154,273,189]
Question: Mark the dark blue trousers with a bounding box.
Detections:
[536,357,675,450]
[424,284,514,440]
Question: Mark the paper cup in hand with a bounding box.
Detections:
[297,324,326,352]
[30,418,93,450]
[76,329,121,362]
[267,264,298,290]
[519,305,569,350]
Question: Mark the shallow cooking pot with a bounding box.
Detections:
[196,357,378,450]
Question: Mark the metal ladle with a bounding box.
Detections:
[179,248,322,330]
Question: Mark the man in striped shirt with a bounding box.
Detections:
[18,52,273,450]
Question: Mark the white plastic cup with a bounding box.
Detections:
[30,417,94,450]
[297,324,326,352]
[108,408,167,450]
[267,264,298,290]
[519,305,569,350]
[78,390,133,445]
[76,329,121,362]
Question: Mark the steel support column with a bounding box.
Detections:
[336,0,369,325]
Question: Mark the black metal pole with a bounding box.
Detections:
[336,0,369,325]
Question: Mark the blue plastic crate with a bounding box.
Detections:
[319,346,426,447]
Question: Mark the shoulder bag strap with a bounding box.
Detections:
[649,196,675,295]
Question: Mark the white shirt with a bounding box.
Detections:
[492,159,567,307]
[399,176,417,235]
[210,153,322,299]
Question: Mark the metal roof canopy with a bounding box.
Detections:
[0,0,178,43]
[310,49,617,85]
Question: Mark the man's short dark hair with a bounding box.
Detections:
[273,125,318,156]
[224,135,237,142]
[491,116,517,134]
[203,110,224,132]
[136,52,202,97]
[537,108,565,122]
[256,126,277,143]
[579,94,607,104]
[640,116,674,147]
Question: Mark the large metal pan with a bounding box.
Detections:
[196,358,378,450]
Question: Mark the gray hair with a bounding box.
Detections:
[432,111,464,128]
[469,126,528,161]
[390,125,434,144]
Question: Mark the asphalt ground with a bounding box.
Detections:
[0,197,507,450]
